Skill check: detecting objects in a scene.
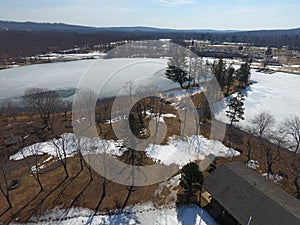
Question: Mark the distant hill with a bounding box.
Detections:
[0,21,95,32]
[0,20,299,63]
[0,20,236,33]
[0,20,299,35]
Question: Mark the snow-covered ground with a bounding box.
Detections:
[214,70,300,128]
[246,160,259,170]
[10,133,126,161]
[33,52,106,61]
[146,135,239,168]
[146,111,177,123]
[11,133,238,169]
[155,175,180,206]
[161,85,207,101]
[9,133,229,224]
[12,203,218,225]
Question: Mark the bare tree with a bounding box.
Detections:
[60,101,72,119]
[193,93,206,133]
[245,126,256,162]
[22,88,62,131]
[270,128,288,160]
[73,89,98,128]
[21,144,44,192]
[194,57,206,85]
[0,154,12,215]
[281,115,300,154]
[284,154,300,199]
[123,81,135,103]
[135,84,157,117]
[51,134,74,179]
[250,112,276,178]
[263,143,275,179]
[95,113,103,135]
[4,100,17,120]
[290,162,300,199]
[251,111,275,138]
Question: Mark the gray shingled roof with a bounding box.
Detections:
[203,162,300,225]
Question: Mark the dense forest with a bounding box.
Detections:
[0,21,299,63]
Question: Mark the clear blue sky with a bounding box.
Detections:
[0,0,299,30]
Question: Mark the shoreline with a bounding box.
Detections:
[1,56,299,75]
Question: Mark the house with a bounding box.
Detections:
[203,162,300,225]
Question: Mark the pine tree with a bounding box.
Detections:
[225,65,235,95]
[129,113,139,137]
[211,59,226,90]
[179,162,203,204]
[226,92,245,126]
[236,62,251,88]
[265,47,273,58]
[165,54,188,88]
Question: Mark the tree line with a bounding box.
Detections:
[1,26,300,64]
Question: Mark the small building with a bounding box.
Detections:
[203,162,300,225]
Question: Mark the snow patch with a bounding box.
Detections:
[262,173,283,184]
[10,133,126,161]
[146,111,177,123]
[246,160,259,170]
[12,203,219,225]
[146,135,240,168]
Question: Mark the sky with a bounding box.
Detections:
[0,0,299,30]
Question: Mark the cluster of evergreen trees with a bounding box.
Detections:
[165,55,250,128]
[165,55,251,95]
[165,55,210,89]
[211,59,251,95]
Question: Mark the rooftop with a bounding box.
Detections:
[204,161,300,225]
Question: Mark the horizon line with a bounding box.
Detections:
[1,19,299,32]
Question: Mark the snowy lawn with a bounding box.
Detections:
[146,111,177,123]
[214,70,300,128]
[11,133,239,170]
[12,203,219,225]
[146,135,240,168]
[161,85,206,101]
[9,133,126,161]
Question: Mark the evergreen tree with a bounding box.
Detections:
[236,62,251,88]
[165,54,188,88]
[265,47,273,58]
[211,59,226,90]
[225,65,235,95]
[179,162,203,204]
[129,112,139,137]
[226,92,245,126]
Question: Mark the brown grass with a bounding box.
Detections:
[0,92,299,223]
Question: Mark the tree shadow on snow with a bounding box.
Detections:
[107,207,140,225]
[239,84,253,97]
[212,83,254,116]
[86,206,140,225]
[176,205,217,225]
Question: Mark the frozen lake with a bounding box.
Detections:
[0,59,95,103]
[1,58,299,127]
[0,58,173,104]
[214,69,300,126]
